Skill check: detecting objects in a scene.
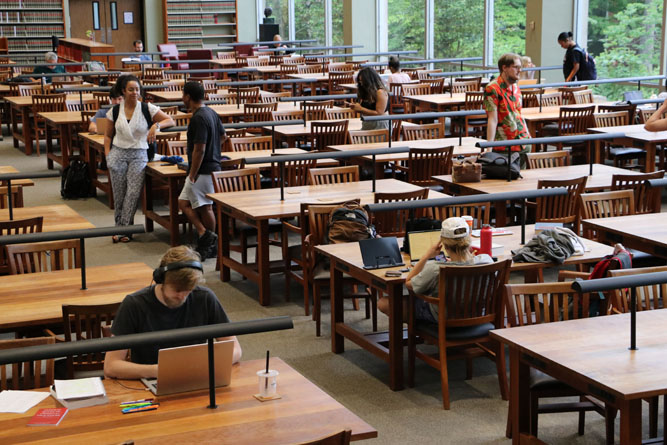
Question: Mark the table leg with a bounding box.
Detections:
[84,139,96,196]
[10,104,18,148]
[619,398,642,444]
[331,262,345,353]
[256,219,271,306]
[387,282,404,391]
[645,142,656,172]
[218,206,231,282]
[22,107,32,156]
[167,177,180,246]
[509,348,530,444]
[494,201,508,227]
[45,122,54,169]
[60,123,71,168]
[143,172,154,233]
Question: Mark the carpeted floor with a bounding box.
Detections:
[3,133,662,444]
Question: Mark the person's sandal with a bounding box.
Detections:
[119,235,132,243]
[112,235,120,244]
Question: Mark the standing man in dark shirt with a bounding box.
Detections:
[104,246,242,380]
[178,81,225,260]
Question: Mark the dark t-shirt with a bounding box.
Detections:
[111,285,230,365]
[31,65,66,83]
[563,45,584,80]
[186,106,224,175]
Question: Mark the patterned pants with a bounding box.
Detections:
[107,147,147,227]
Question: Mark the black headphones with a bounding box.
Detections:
[152,261,203,284]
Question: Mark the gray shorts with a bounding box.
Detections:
[178,173,215,209]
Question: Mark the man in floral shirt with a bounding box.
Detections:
[484,53,531,166]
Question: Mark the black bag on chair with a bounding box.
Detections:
[477,151,522,180]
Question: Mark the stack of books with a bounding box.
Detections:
[49,377,108,410]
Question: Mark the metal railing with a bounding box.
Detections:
[0,170,61,219]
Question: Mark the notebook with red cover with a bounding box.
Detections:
[27,408,68,426]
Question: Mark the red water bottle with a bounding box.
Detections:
[480,225,492,256]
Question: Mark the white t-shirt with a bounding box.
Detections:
[106,101,160,149]
[387,72,412,85]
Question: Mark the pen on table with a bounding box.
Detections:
[120,398,154,406]
[265,350,270,389]
[122,405,159,414]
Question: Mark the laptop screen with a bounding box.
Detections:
[359,237,405,270]
[407,230,441,261]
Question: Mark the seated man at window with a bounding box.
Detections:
[104,246,242,380]
[31,51,65,83]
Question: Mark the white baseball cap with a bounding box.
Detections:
[440,217,470,239]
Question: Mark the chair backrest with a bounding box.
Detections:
[404,67,427,79]
[208,92,236,103]
[302,100,334,121]
[558,105,595,136]
[272,109,304,121]
[572,89,594,104]
[279,63,299,77]
[216,51,236,60]
[328,71,354,94]
[0,185,23,210]
[298,429,352,445]
[0,337,55,390]
[211,168,262,192]
[639,108,663,124]
[557,85,589,105]
[166,140,187,156]
[451,80,479,94]
[271,158,317,187]
[464,91,485,110]
[525,151,571,169]
[230,136,272,152]
[174,113,192,127]
[505,281,590,327]
[328,62,353,73]
[246,56,270,67]
[521,88,540,108]
[260,90,292,103]
[454,76,482,91]
[310,120,349,151]
[285,55,306,64]
[308,165,359,185]
[434,202,491,230]
[325,107,357,120]
[535,176,588,224]
[66,98,99,112]
[597,103,637,124]
[401,83,431,97]
[144,67,166,79]
[593,110,628,128]
[6,239,81,274]
[62,303,120,376]
[92,91,110,106]
[220,158,246,170]
[609,266,667,313]
[407,146,454,186]
[307,204,340,248]
[611,170,665,214]
[373,188,429,237]
[32,93,66,112]
[349,129,389,144]
[244,102,278,123]
[297,64,322,74]
[228,87,261,104]
[434,259,511,327]
[417,69,442,80]
[155,133,180,155]
[0,216,43,274]
[539,92,562,107]
[579,190,635,239]
[18,84,44,96]
[402,122,442,141]
[422,77,445,94]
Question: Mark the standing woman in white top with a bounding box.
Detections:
[104,75,174,243]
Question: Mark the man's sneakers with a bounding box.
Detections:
[196,229,218,260]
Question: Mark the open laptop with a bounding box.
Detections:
[141,340,234,396]
[359,237,405,270]
[95,117,109,135]
[407,230,441,262]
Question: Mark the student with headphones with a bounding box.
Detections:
[104,246,242,380]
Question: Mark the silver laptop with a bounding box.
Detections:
[141,340,234,396]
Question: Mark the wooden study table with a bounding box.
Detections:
[404,93,468,112]
[210,101,301,123]
[209,179,447,306]
[0,358,377,444]
[0,262,150,333]
[326,137,484,178]
[492,310,667,444]
[589,124,667,172]
[266,118,364,147]
[224,147,338,170]
[582,213,667,259]
[520,102,612,138]
[316,226,611,391]
[0,204,94,231]
[434,164,641,226]
[39,110,83,169]
[7,94,93,156]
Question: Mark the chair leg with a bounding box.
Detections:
[577,396,586,435]
[303,275,310,317]
[648,396,658,438]
[506,401,513,439]
[314,283,321,337]
[605,404,617,445]
[495,341,509,401]
[530,392,539,436]
[438,346,450,410]
[370,290,378,332]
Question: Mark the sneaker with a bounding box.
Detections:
[207,238,218,259]
[197,230,218,260]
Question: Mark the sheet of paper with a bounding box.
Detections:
[54,377,105,400]
[0,390,50,413]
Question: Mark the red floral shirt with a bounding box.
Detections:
[484,77,530,152]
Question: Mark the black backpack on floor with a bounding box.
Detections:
[61,158,91,199]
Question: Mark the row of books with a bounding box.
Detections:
[0,0,62,8]
[168,14,217,25]
[168,39,204,49]
[8,38,51,50]
[0,11,62,22]
[169,27,203,38]
[167,2,235,13]
[0,25,63,36]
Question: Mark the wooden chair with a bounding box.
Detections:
[391,120,402,142]
[66,98,99,112]
[535,176,588,228]
[174,113,191,127]
[297,64,322,74]
[230,136,272,152]
[0,337,55,390]
[373,188,429,237]
[60,303,120,378]
[572,89,594,104]
[272,109,304,121]
[144,67,166,79]
[32,93,66,155]
[609,266,667,313]
[558,86,589,105]
[260,91,291,103]
[395,146,454,188]
[404,67,427,79]
[18,84,44,96]
[461,91,487,137]
[52,79,83,88]
[166,140,187,156]
[328,62,353,73]
[306,203,374,336]
[301,100,334,121]
[611,170,665,214]
[6,239,81,274]
[578,190,635,240]
[328,71,354,95]
[401,83,431,114]
[598,103,637,124]
[297,429,351,445]
[434,202,491,230]
[349,129,389,144]
[207,92,236,103]
[227,87,260,104]
[402,122,442,141]
[92,91,111,106]
[155,133,180,156]
[243,102,278,128]
[0,216,42,275]
[407,260,511,409]
[388,81,413,114]
[504,281,612,441]
[325,107,357,120]
[454,76,482,91]
[219,158,245,170]
[308,165,359,185]
[525,151,571,169]
[521,88,541,108]
[422,77,445,94]
[556,105,596,160]
[216,51,236,60]
[594,111,645,168]
[0,185,24,209]
[539,92,562,107]
[246,56,270,67]
[417,69,442,80]
[451,80,479,94]
[271,157,317,187]
[310,120,349,151]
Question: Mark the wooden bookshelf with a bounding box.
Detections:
[163,0,237,51]
[57,38,115,70]
[0,0,65,61]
